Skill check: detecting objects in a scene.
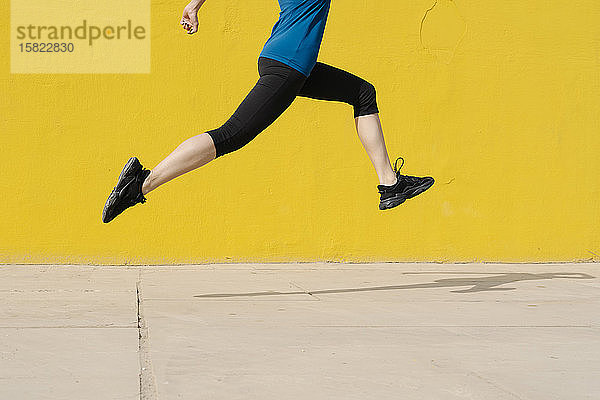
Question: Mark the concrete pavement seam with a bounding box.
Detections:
[136,273,158,400]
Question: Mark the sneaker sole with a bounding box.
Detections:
[379,178,434,210]
[405,177,435,199]
[102,157,140,223]
[379,195,407,210]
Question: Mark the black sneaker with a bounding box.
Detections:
[378,157,434,210]
[102,157,151,223]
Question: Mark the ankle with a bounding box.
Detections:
[380,174,397,186]
[141,170,153,195]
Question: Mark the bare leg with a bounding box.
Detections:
[297,63,398,186]
[354,113,397,186]
[141,113,395,196]
[141,133,216,195]
[141,58,307,196]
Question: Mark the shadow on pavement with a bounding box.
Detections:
[194,272,595,298]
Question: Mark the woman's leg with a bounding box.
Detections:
[298,62,397,186]
[141,133,215,195]
[142,58,306,195]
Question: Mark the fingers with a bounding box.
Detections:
[180,17,198,34]
[180,16,190,30]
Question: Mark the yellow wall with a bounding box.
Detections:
[2,0,599,264]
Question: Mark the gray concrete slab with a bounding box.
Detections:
[1,263,599,399]
[0,265,138,327]
[140,264,600,400]
[0,265,140,399]
[0,327,139,400]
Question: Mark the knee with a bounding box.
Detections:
[354,80,379,118]
[206,119,254,158]
[206,126,236,159]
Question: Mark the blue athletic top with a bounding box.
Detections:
[259,0,331,77]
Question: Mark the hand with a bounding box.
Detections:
[180,1,203,35]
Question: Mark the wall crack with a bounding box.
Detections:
[419,0,468,64]
[419,0,439,49]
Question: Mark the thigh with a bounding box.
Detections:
[207,58,307,156]
[297,62,365,103]
[231,65,305,136]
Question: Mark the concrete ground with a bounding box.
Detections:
[1,263,599,400]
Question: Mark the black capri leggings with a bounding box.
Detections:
[207,57,379,158]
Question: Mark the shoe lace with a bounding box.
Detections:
[379,157,405,194]
[393,157,420,184]
[393,157,405,174]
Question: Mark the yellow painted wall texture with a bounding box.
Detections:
[1,1,600,264]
